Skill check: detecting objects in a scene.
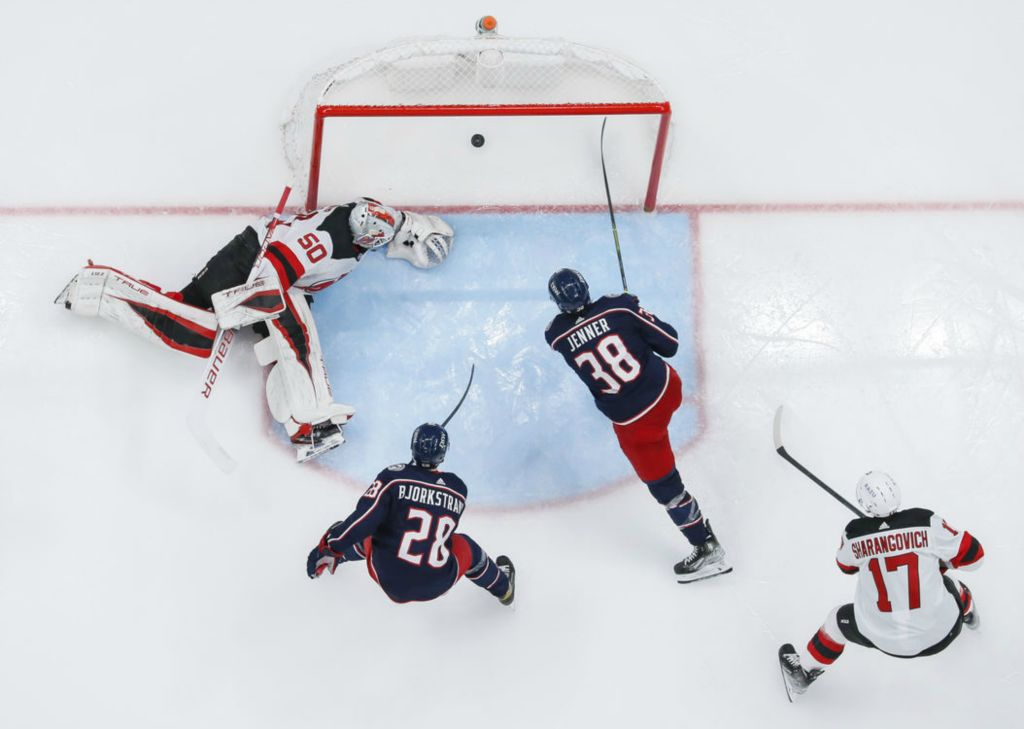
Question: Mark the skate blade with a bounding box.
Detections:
[780,667,798,703]
[676,564,733,584]
[295,436,345,463]
[778,645,801,703]
[54,275,76,306]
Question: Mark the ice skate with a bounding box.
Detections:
[959,582,980,630]
[496,555,516,606]
[673,522,732,583]
[292,421,346,462]
[53,261,101,312]
[54,273,77,308]
[778,643,823,702]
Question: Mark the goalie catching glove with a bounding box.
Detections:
[386,211,454,269]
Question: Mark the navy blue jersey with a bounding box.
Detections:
[545,294,679,424]
[322,463,468,603]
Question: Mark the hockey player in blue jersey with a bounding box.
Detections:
[545,268,730,582]
[306,423,515,605]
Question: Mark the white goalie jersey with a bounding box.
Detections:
[836,508,985,656]
[212,200,454,329]
[250,201,454,295]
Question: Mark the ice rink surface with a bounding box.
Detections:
[3,2,1023,728]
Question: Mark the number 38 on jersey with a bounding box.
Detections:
[573,334,642,394]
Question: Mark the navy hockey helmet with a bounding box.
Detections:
[411,423,449,468]
[548,268,591,313]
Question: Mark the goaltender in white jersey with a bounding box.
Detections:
[55,199,454,462]
[778,471,984,701]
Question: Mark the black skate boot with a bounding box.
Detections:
[778,643,823,702]
[496,555,516,606]
[673,521,732,583]
[959,581,980,630]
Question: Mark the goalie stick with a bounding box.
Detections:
[600,117,629,293]
[773,405,865,517]
[186,186,292,472]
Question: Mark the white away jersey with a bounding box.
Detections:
[254,204,365,294]
[836,508,984,656]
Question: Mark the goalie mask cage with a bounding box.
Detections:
[283,30,672,212]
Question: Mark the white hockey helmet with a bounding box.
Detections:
[855,471,901,517]
[349,198,403,250]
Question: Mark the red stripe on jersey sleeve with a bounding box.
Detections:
[951,532,984,568]
[836,559,859,574]
[272,241,306,281]
[266,252,292,291]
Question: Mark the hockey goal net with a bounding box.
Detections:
[283,25,672,211]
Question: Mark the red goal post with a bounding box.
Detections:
[283,30,672,212]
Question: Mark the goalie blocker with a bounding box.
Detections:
[54,199,455,462]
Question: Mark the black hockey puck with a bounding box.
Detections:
[471,133,485,148]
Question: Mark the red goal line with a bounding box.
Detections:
[2,199,1022,217]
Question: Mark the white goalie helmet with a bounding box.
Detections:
[349,198,403,250]
[855,471,902,517]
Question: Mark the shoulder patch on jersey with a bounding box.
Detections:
[387,463,406,472]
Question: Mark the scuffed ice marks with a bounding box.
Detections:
[311,212,700,507]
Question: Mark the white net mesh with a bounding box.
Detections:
[282,33,668,202]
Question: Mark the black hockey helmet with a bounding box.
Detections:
[548,268,591,313]
[411,423,449,468]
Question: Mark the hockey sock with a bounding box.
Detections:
[802,608,846,671]
[461,536,510,600]
[646,470,711,545]
[958,581,974,617]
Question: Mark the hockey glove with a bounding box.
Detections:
[307,540,341,579]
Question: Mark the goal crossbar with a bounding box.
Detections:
[307,101,672,212]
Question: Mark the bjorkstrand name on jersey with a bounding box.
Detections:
[566,318,611,352]
[398,483,465,515]
[851,530,929,559]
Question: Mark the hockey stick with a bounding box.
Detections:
[773,405,865,517]
[441,364,475,427]
[186,186,292,472]
[600,117,629,293]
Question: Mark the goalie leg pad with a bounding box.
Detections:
[56,264,218,358]
[259,289,355,432]
[211,273,286,330]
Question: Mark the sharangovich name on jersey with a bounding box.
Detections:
[397,482,465,515]
[850,529,929,559]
